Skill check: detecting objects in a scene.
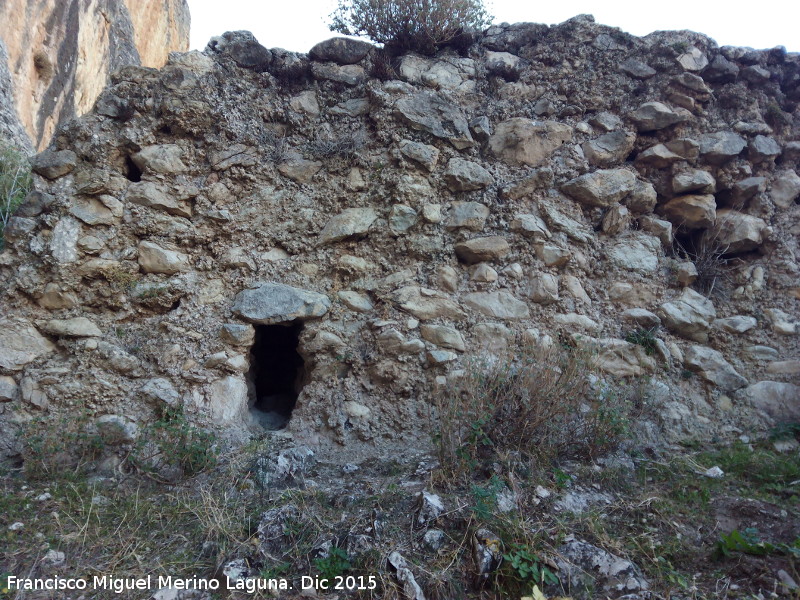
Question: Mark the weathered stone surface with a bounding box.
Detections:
[673,169,715,194]
[662,194,716,229]
[510,213,550,240]
[392,287,466,320]
[444,158,493,191]
[318,208,378,244]
[394,91,474,149]
[68,196,120,226]
[139,378,180,407]
[713,316,757,333]
[635,143,684,167]
[309,37,373,65]
[389,204,418,233]
[43,317,102,337]
[277,157,322,183]
[0,319,55,371]
[738,381,800,422]
[638,215,673,246]
[206,376,249,424]
[770,170,800,208]
[233,283,331,324]
[697,131,747,164]
[659,288,716,342]
[220,324,256,346]
[454,236,510,264]
[138,240,189,274]
[446,202,489,231]
[556,538,649,596]
[398,55,476,91]
[464,291,530,320]
[684,345,748,392]
[126,181,191,218]
[624,179,658,214]
[398,140,439,172]
[620,58,656,79]
[488,118,572,166]
[132,144,187,174]
[29,150,77,179]
[602,205,630,235]
[607,234,660,273]
[702,210,768,254]
[677,46,708,71]
[541,203,592,243]
[629,102,688,131]
[561,169,636,207]
[0,376,19,402]
[623,308,661,329]
[338,291,374,313]
[583,131,636,166]
[420,324,466,352]
[749,135,781,162]
[527,273,559,304]
[471,322,514,352]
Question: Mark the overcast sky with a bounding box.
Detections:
[187,0,799,54]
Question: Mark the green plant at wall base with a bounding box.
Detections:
[502,544,559,588]
[624,328,659,356]
[20,411,105,479]
[0,143,32,249]
[716,528,800,559]
[314,547,351,579]
[131,406,217,477]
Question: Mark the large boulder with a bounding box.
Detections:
[659,288,716,342]
[629,102,689,131]
[464,291,530,320]
[582,131,636,166]
[392,286,466,320]
[232,283,331,324]
[661,194,716,230]
[737,381,800,423]
[443,158,493,191]
[702,210,769,254]
[394,91,474,149]
[0,319,55,371]
[561,169,637,207]
[317,208,378,244]
[488,118,572,166]
[454,236,510,264]
[684,345,748,392]
[697,131,747,164]
[309,37,373,64]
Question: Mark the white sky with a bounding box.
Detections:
[187,0,800,54]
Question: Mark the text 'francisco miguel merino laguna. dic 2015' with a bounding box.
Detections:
[5,574,380,594]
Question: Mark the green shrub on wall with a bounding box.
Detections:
[329,0,492,55]
[0,142,32,249]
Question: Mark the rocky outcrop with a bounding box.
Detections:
[0,0,190,150]
[0,16,798,460]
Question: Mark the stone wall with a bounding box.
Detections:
[0,16,798,464]
[0,0,190,150]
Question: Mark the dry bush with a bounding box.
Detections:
[432,344,643,481]
[329,0,491,55]
[672,229,735,299]
[306,129,367,159]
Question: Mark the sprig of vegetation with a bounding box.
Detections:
[0,142,32,249]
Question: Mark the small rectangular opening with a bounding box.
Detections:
[248,321,305,430]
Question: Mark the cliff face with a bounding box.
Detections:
[0,18,798,468]
[0,0,190,151]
